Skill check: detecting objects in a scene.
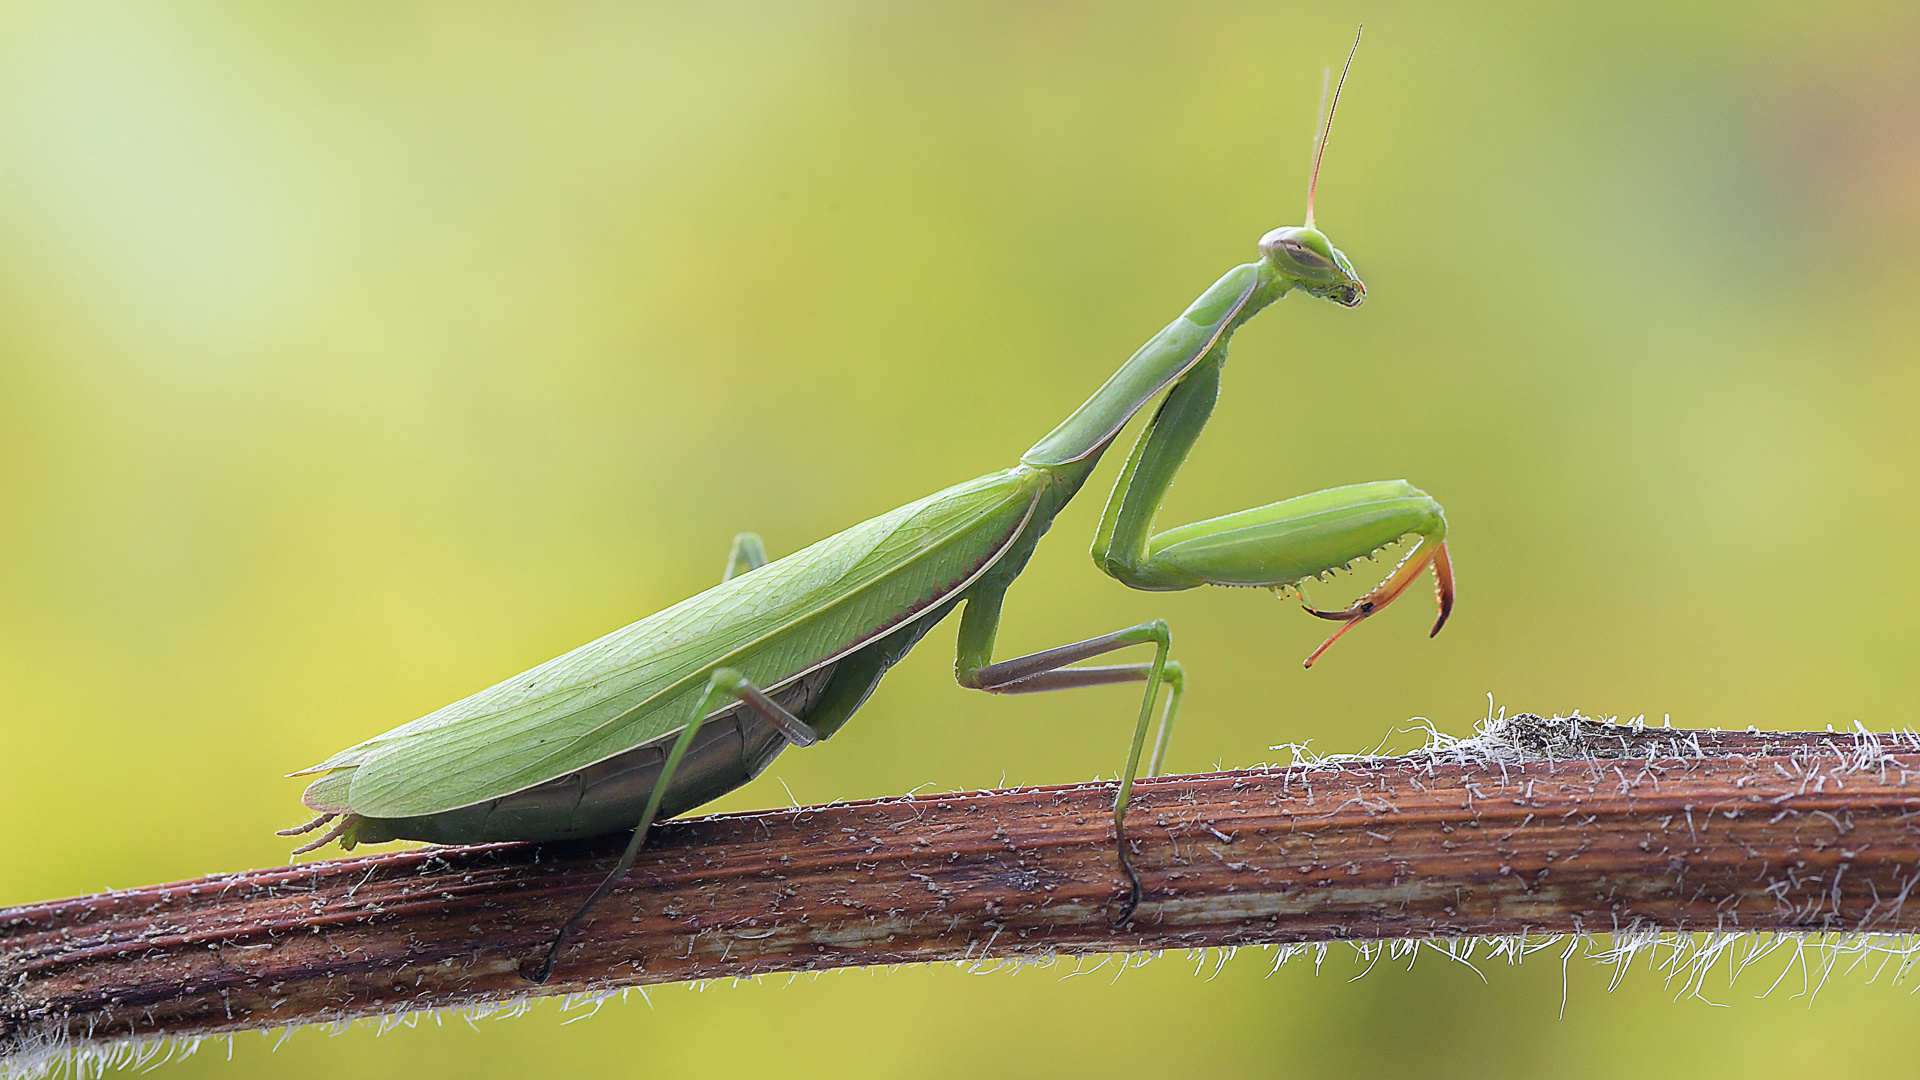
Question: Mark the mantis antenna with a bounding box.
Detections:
[1305,25,1362,229]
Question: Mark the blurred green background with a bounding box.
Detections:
[3,2,1918,1076]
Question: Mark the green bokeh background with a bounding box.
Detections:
[4,3,1918,1077]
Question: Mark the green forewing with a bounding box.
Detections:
[300,466,1045,818]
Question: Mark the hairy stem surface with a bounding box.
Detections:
[7,716,1920,1063]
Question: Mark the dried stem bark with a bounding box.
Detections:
[7,716,1920,1064]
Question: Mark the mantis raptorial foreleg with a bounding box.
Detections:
[529,663,820,983]
[1093,352,1452,666]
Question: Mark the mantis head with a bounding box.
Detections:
[1263,27,1366,308]
[1260,226,1364,307]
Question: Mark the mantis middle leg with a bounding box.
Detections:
[954,586,1185,921]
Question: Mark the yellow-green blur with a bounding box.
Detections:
[3,4,1918,1078]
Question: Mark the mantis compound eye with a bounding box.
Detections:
[1276,239,1331,269]
[1258,226,1337,272]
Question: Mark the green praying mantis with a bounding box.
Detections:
[280,38,1453,985]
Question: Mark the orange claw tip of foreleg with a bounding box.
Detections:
[1301,615,1365,669]
[1428,541,1455,638]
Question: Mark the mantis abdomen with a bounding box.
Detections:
[332,666,837,845]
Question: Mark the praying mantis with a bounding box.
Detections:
[280,37,1453,984]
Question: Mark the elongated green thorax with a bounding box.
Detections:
[1020,260,1286,469]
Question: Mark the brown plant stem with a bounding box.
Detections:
[7,716,1920,1062]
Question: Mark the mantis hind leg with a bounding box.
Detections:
[525,666,820,984]
[955,591,1179,923]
